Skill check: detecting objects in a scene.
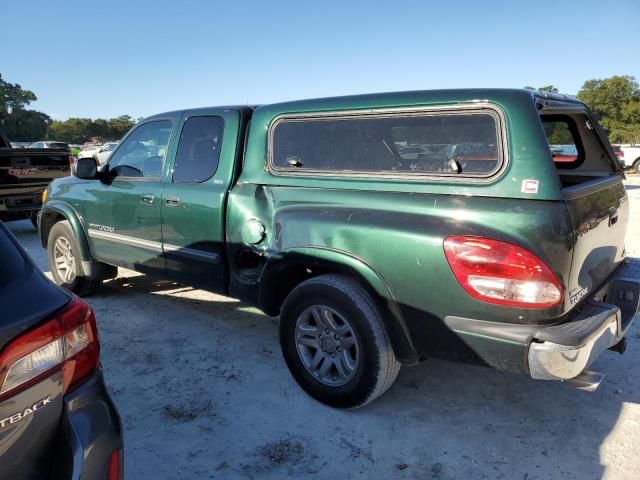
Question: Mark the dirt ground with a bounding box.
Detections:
[8,176,640,480]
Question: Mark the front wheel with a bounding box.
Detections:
[279,274,400,408]
[47,220,102,296]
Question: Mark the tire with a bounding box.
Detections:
[279,274,400,408]
[30,213,38,230]
[634,159,640,175]
[47,220,102,296]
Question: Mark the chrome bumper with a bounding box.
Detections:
[528,270,640,382]
[528,305,625,380]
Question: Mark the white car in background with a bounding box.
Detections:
[29,140,70,150]
[77,144,101,159]
[96,142,119,165]
[616,145,640,173]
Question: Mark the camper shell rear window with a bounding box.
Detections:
[541,111,619,187]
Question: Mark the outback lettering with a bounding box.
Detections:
[0,396,52,429]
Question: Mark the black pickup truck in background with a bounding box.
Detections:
[0,129,72,227]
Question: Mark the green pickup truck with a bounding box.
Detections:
[39,89,639,408]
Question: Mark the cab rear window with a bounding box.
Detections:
[270,110,503,178]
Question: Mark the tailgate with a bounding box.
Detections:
[0,148,70,196]
[540,108,628,310]
[564,177,628,305]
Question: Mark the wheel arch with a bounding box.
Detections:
[259,247,419,364]
[40,201,92,262]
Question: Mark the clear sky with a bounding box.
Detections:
[3,0,639,120]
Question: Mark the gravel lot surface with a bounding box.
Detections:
[7,176,640,480]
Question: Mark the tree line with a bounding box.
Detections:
[0,73,136,143]
[2,72,640,144]
[526,76,640,144]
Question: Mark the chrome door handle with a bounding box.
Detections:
[165,195,180,207]
[140,193,155,205]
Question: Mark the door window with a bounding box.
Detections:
[172,116,224,183]
[108,120,172,178]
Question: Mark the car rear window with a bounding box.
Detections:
[0,227,26,291]
[271,110,503,177]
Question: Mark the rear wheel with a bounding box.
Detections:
[48,220,102,296]
[634,159,640,175]
[279,274,400,408]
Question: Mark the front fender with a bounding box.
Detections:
[260,246,419,364]
[40,200,92,262]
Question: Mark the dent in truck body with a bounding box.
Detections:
[226,181,576,367]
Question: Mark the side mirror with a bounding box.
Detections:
[75,157,98,179]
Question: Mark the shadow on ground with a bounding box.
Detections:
[97,265,639,479]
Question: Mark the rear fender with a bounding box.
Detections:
[260,246,419,364]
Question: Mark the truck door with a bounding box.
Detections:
[83,118,177,274]
[161,108,242,292]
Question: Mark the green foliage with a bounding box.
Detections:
[577,75,640,144]
[0,73,50,141]
[0,73,37,115]
[543,121,574,145]
[2,109,50,141]
[47,115,136,143]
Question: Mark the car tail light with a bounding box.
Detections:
[0,297,99,400]
[69,155,76,166]
[443,236,563,308]
[106,449,122,480]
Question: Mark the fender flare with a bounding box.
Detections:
[259,246,419,364]
[40,201,92,262]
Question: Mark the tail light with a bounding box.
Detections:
[618,150,624,158]
[106,449,122,480]
[443,236,563,308]
[69,155,76,166]
[0,297,99,400]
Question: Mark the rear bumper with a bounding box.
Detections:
[62,368,123,479]
[0,192,42,220]
[528,302,631,380]
[444,259,640,383]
